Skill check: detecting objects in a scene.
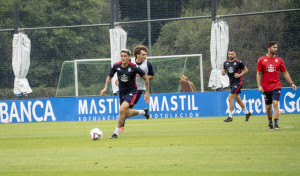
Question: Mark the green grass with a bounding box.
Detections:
[0,114,300,176]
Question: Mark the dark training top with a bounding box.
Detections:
[223,59,245,86]
[109,62,146,92]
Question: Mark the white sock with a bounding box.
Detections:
[243,108,249,114]
[229,111,233,118]
[138,110,145,115]
[114,128,120,135]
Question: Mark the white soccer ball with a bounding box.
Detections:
[279,109,285,115]
[90,128,103,140]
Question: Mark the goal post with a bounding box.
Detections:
[56,54,203,97]
[74,58,111,97]
[147,54,203,93]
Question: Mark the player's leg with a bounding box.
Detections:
[125,108,149,118]
[224,93,236,122]
[266,104,273,130]
[119,121,126,133]
[235,94,245,109]
[235,94,251,121]
[120,90,143,133]
[124,91,145,118]
[113,91,148,137]
[110,101,130,139]
[125,109,139,117]
[272,100,279,129]
[271,89,281,130]
[225,83,241,122]
[264,91,273,130]
[118,102,131,127]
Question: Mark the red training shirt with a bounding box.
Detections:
[256,55,287,92]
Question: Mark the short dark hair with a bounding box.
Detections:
[228,49,235,53]
[120,49,131,56]
[133,45,148,57]
[267,41,278,48]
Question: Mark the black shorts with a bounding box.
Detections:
[230,83,242,95]
[263,88,281,105]
[132,90,144,105]
[119,90,138,108]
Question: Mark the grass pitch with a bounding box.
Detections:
[0,114,299,176]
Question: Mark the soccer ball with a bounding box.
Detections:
[90,128,103,140]
[279,109,285,115]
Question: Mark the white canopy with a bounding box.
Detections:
[12,32,32,96]
[109,25,127,94]
[208,20,230,89]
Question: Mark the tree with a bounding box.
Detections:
[119,0,189,47]
[0,0,111,95]
[151,0,300,90]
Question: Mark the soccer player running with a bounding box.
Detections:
[256,41,297,130]
[100,49,150,139]
[222,50,251,122]
[119,45,155,133]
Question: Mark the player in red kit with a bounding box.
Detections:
[256,41,297,130]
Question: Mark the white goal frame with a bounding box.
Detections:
[73,54,203,97]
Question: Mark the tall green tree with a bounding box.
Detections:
[152,0,300,90]
[0,0,111,91]
[119,0,189,47]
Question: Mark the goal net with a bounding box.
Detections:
[55,54,203,97]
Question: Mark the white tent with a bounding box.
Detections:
[109,25,127,94]
[12,32,32,97]
[208,20,230,89]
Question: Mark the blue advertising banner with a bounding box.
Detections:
[0,88,299,123]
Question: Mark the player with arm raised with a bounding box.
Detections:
[100,49,150,139]
[222,50,251,122]
[119,45,155,133]
[256,41,297,130]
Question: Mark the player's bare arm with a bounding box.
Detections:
[136,74,153,80]
[147,75,154,80]
[221,69,226,76]
[282,71,297,91]
[141,75,150,103]
[256,71,264,92]
[100,76,112,96]
[234,66,248,78]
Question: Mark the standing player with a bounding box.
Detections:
[222,50,251,122]
[256,41,297,130]
[119,45,155,133]
[100,49,150,139]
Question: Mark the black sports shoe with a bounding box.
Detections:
[268,124,274,130]
[245,112,251,122]
[144,108,149,119]
[274,125,280,130]
[110,133,118,139]
[224,117,232,122]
